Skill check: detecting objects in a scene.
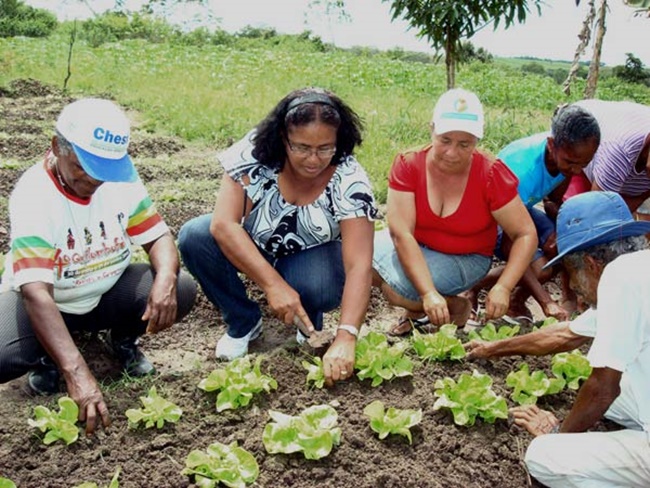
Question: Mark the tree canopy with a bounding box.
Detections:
[385,0,544,88]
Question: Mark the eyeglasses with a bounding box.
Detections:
[287,140,337,159]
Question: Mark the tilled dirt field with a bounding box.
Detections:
[0,80,613,488]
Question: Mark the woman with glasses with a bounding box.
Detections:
[179,87,377,386]
[373,88,536,335]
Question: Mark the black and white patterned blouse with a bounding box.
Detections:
[219,131,378,258]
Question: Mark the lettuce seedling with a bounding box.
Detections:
[0,478,17,488]
[355,331,413,387]
[433,370,508,426]
[467,322,519,342]
[363,400,422,444]
[412,325,465,361]
[28,396,80,445]
[551,350,592,390]
[198,356,277,412]
[532,316,559,332]
[125,386,182,429]
[506,363,566,405]
[73,467,121,488]
[182,441,259,488]
[262,404,342,460]
[302,356,326,389]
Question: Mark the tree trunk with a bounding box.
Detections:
[585,0,608,99]
[445,34,455,89]
[563,0,596,96]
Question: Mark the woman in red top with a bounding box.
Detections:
[372,88,536,335]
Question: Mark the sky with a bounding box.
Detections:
[26,0,650,66]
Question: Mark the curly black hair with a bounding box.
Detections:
[551,104,601,148]
[251,87,363,170]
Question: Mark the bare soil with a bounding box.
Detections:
[0,80,614,488]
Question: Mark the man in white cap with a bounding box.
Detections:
[465,191,650,487]
[0,98,196,435]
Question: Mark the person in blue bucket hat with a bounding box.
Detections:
[465,191,650,487]
[0,98,197,436]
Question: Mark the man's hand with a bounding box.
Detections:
[510,404,560,437]
[64,367,110,436]
[143,272,178,334]
[464,339,492,359]
[322,333,356,387]
[421,290,450,325]
[542,301,570,321]
[541,231,558,259]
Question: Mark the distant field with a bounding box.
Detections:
[1,28,648,202]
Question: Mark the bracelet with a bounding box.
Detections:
[337,324,359,337]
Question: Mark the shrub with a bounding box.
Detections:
[80,11,175,47]
[0,0,57,38]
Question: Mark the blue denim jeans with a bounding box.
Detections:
[372,229,491,302]
[178,214,345,338]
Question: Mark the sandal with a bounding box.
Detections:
[387,316,418,336]
[387,295,472,336]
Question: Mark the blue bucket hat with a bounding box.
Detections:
[545,191,650,268]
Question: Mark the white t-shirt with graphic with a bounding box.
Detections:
[1,155,169,314]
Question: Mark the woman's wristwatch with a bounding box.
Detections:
[337,324,359,337]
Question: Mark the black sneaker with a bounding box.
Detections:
[27,357,60,395]
[106,331,155,377]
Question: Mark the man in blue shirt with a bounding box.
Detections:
[467,104,600,321]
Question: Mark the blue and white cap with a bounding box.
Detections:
[55,98,137,182]
[432,88,484,139]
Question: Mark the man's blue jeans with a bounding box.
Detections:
[178,214,345,338]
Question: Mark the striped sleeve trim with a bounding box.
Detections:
[126,197,163,238]
[11,237,56,274]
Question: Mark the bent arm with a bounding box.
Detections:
[21,282,87,376]
[493,197,537,292]
[211,174,311,328]
[560,367,621,433]
[323,216,374,386]
[141,232,180,332]
[338,216,374,332]
[467,322,590,358]
[386,189,434,296]
[21,282,109,434]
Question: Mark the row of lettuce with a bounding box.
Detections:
[1,320,591,488]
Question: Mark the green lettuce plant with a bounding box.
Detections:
[28,396,80,445]
[262,405,342,460]
[355,331,413,387]
[0,478,17,488]
[433,370,508,426]
[301,356,326,389]
[125,386,182,429]
[182,441,259,488]
[532,316,559,332]
[467,322,520,342]
[411,324,465,361]
[198,356,277,412]
[73,467,121,488]
[506,363,566,405]
[551,350,592,390]
[363,400,422,444]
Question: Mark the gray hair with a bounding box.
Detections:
[563,235,649,269]
[54,130,74,156]
[551,104,601,148]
